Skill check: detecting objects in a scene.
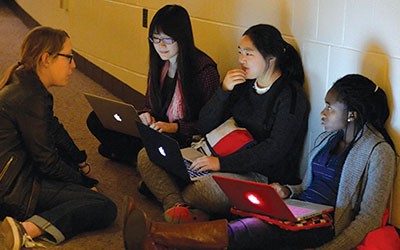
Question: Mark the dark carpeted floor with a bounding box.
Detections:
[0,2,163,249]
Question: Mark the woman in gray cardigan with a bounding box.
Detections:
[124,74,397,250]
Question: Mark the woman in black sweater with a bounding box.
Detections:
[137,24,310,222]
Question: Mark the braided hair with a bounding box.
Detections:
[330,74,395,151]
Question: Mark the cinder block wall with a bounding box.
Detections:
[14,0,400,227]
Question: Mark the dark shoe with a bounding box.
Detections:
[0,217,44,250]
[98,144,136,167]
[123,196,160,250]
[124,200,149,250]
[98,144,118,160]
[137,180,156,200]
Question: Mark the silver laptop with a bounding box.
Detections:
[136,122,210,183]
[84,93,141,137]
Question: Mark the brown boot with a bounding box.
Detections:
[123,198,228,250]
[150,219,228,250]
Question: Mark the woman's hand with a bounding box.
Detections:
[149,121,178,133]
[139,112,156,126]
[270,183,291,199]
[190,156,220,172]
[222,69,247,91]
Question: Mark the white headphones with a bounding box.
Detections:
[347,112,356,123]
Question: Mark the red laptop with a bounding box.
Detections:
[213,176,333,222]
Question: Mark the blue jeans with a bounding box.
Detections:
[228,217,334,250]
[28,179,117,244]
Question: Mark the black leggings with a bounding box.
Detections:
[228,217,334,250]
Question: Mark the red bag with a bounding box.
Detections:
[192,117,256,157]
[357,209,400,250]
[231,208,333,231]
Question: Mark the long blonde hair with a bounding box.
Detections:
[0,26,69,89]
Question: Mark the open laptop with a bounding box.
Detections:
[84,93,141,137]
[136,122,210,183]
[213,176,333,221]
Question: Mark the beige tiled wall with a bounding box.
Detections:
[15,0,400,226]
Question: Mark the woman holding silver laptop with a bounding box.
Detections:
[86,4,220,166]
[124,74,396,249]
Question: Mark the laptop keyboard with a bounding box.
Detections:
[183,159,210,179]
[287,205,315,217]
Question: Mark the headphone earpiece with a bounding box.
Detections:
[347,112,355,123]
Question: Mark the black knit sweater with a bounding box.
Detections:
[198,77,310,184]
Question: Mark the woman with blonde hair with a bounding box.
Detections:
[0,26,116,250]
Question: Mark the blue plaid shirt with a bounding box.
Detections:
[298,133,349,206]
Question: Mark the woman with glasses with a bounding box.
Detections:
[86,4,220,166]
[0,26,117,250]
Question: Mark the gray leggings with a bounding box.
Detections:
[137,148,269,215]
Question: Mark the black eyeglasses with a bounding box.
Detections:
[148,37,175,45]
[57,53,74,64]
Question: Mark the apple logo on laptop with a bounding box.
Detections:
[113,113,122,122]
[247,193,261,205]
[158,146,167,157]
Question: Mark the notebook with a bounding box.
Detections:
[136,122,210,183]
[213,176,334,221]
[84,93,141,137]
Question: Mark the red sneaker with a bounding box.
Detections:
[164,203,209,224]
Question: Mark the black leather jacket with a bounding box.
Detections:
[0,69,90,220]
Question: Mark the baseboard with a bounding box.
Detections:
[5,0,145,109]
[4,0,39,28]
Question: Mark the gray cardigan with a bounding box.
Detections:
[288,125,396,249]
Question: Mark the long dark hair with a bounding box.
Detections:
[243,24,304,86]
[0,26,69,89]
[330,74,395,151]
[148,5,197,119]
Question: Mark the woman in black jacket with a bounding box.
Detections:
[0,26,116,250]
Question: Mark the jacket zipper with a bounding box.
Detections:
[0,156,14,181]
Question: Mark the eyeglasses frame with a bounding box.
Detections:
[148,37,176,45]
[57,53,74,64]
